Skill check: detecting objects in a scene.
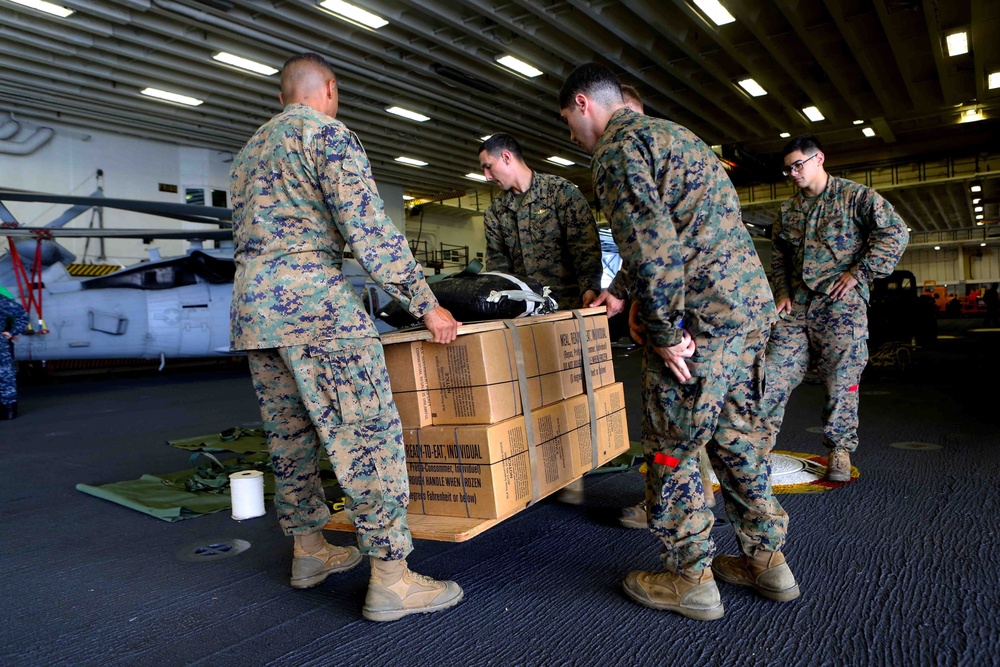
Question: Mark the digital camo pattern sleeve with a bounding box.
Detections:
[595,135,687,347]
[315,127,437,320]
[483,201,515,273]
[1,298,28,336]
[770,215,795,305]
[558,179,604,296]
[848,185,909,285]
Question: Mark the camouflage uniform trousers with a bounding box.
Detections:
[247,338,413,560]
[0,340,17,405]
[642,327,788,574]
[764,289,869,453]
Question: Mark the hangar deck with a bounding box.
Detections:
[1,320,998,666]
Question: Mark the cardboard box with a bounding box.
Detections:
[385,312,614,428]
[519,314,615,407]
[562,382,630,475]
[384,341,433,428]
[404,399,576,518]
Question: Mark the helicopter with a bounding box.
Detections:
[0,189,398,364]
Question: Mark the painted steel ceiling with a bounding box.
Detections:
[1,0,999,234]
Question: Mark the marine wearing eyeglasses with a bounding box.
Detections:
[765,134,909,483]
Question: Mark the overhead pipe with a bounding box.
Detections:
[0,121,54,156]
[0,113,18,139]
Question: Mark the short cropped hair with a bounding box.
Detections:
[478,133,524,162]
[558,62,624,110]
[620,83,642,107]
[783,134,824,157]
[280,53,336,97]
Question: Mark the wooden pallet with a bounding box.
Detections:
[323,476,583,542]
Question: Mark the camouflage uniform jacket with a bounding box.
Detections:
[592,108,775,348]
[772,176,909,305]
[1,296,28,337]
[484,171,603,309]
[230,103,437,350]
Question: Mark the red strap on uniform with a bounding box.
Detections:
[654,453,680,467]
[848,384,859,392]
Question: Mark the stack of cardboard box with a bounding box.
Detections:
[384,312,630,520]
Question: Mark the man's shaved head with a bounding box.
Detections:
[279,53,338,116]
[280,53,336,102]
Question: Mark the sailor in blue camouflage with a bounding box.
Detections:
[560,64,789,579]
[230,54,458,561]
[766,135,908,464]
[479,133,605,311]
[1,294,29,410]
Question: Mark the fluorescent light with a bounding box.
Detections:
[212,52,278,76]
[737,78,766,97]
[961,109,984,123]
[692,0,735,26]
[946,31,968,57]
[907,227,912,232]
[853,119,864,125]
[976,214,984,220]
[990,71,1000,90]
[480,135,493,141]
[779,132,790,138]
[495,55,543,78]
[395,156,428,167]
[8,0,73,17]
[318,0,388,29]
[545,156,575,166]
[934,246,941,250]
[978,222,984,226]
[402,195,414,201]
[972,185,982,193]
[385,106,430,122]
[140,87,203,106]
[982,243,987,246]
[975,206,984,213]
[862,127,876,138]
[973,198,981,204]
[464,173,488,182]
[802,106,825,122]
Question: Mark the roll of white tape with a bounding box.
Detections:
[230,470,265,520]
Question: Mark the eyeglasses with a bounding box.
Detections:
[782,153,818,177]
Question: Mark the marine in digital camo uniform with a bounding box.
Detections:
[767,134,908,482]
[230,53,462,622]
[1,291,29,420]
[479,133,608,311]
[559,62,798,621]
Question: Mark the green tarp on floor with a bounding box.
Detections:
[76,432,339,522]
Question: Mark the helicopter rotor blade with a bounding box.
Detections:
[0,190,232,227]
[0,227,233,241]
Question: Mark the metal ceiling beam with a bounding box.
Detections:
[872,0,926,110]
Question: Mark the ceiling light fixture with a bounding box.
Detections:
[862,127,876,137]
[692,0,735,26]
[960,108,984,123]
[495,55,543,78]
[853,119,864,125]
[779,132,790,138]
[982,243,987,247]
[140,87,203,106]
[975,206,984,213]
[545,156,574,166]
[973,198,981,204]
[971,184,982,193]
[976,214,984,220]
[989,71,1000,90]
[385,106,430,122]
[395,157,428,167]
[737,78,767,97]
[465,173,488,182]
[480,135,493,141]
[802,106,825,122]
[403,195,414,201]
[945,31,969,57]
[978,221,985,226]
[934,245,941,250]
[212,52,278,76]
[8,0,73,17]
[317,0,388,29]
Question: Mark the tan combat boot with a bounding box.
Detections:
[622,568,724,620]
[712,550,800,602]
[619,501,648,529]
[362,558,464,622]
[290,532,362,589]
[825,448,852,482]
